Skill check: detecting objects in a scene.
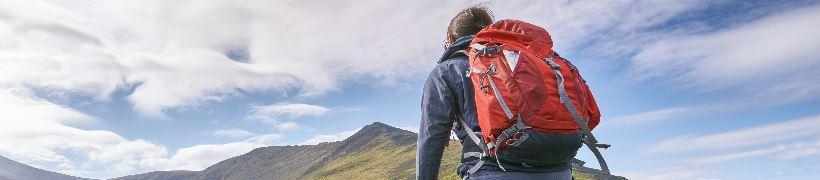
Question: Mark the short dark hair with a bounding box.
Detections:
[447,6,494,44]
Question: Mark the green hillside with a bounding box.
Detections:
[114,122,625,180]
[314,139,611,180]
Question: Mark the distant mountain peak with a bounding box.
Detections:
[362,122,403,131]
[357,122,414,136]
[343,122,416,147]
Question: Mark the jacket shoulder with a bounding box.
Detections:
[438,54,468,67]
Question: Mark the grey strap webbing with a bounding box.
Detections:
[463,152,483,159]
[484,65,514,119]
[458,118,487,174]
[544,57,611,175]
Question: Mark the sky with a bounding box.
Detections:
[0,0,819,179]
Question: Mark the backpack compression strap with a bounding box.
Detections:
[543,57,611,175]
[462,44,531,175]
[457,117,487,175]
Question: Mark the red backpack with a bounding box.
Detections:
[458,19,611,175]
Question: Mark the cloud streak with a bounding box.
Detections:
[0,89,284,178]
[0,0,743,118]
[684,138,820,165]
[627,4,820,105]
[245,103,330,126]
[649,114,820,153]
[214,129,256,138]
[0,0,470,117]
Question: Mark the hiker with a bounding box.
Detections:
[417,6,607,180]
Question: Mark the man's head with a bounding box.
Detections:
[447,6,494,44]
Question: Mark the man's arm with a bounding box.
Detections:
[416,66,456,180]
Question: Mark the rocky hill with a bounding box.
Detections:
[114,122,626,180]
[0,154,90,180]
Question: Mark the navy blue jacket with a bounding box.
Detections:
[416,36,570,179]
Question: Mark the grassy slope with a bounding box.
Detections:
[114,123,623,180]
[315,139,595,180]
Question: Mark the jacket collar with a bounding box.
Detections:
[437,35,474,63]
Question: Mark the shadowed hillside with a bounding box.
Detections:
[0,155,90,180]
[114,122,626,180]
[110,170,198,180]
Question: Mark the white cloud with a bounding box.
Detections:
[214,129,256,138]
[644,171,707,180]
[613,166,722,180]
[398,126,419,134]
[143,133,282,171]
[627,4,820,105]
[683,138,820,165]
[607,106,704,126]
[606,101,756,126]
[0,89,168,178]
[685,145,786,165]
[491,0,718,54]
[141,142,258,171]
[0,0,737,118]
[275,122,302,131]
[777,140,820,160]
[299,128,360,145]
[0,0,470,117]
[0,89,282,178]
[648,114,820,153]
[245,103,329,125]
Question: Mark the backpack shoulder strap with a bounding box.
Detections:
[543,56,612,175]
[439,50,468,64]
[457,117,488,175]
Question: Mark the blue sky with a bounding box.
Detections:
[1,0,819,179]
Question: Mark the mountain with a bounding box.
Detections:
[112,170,199,180]
[115,122,626,180]
[0,154,90,180]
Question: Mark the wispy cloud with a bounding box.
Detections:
[776,140,820,160]
[0,89,287,178]
[685,145,787,165]
[398,126,419,134]
[245,103,330,124]
[626,4,820,105]
[684,138,820,165]
[649,114,820,153]
[275,122,302,131]
[0,0,471,117]
[244,103,362,131]
[214,129,255,138]
[0,0,742,118]
[607,106,705,126]
[0,89,167,178]
[143,133,282,171]
[606,101,755,127]
[619,167,717,180]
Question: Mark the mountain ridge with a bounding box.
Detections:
[113,122,626,180]
[0,154,90,180]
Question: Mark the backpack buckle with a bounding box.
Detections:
[478,45,500,56]
[545,57,561,70]
[470,44,501,56]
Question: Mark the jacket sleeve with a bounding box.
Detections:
[416,65,456,180]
